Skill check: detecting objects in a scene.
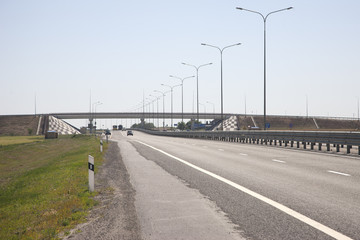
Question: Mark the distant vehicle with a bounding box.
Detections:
[118,125,123,130]
[105,129,111,135]
[112,125,118,130]
[127,130,133,136]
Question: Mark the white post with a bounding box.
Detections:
[100,140,103,152]
[88,155,94,192]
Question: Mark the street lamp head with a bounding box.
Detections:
[236,7,243,10]
[201,43,206,46]
[287,7,293,10]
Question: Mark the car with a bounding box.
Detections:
[105,129,111,135]
[127,130,133,136]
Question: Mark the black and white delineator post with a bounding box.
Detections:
[100,140,103,152]
[88,155,94,192]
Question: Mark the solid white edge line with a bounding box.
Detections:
[327,170,351,177]
[134,140,353,240]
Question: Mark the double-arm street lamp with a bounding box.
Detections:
[182,62,212,122]
[236,7,293,130]
[169,75,195,123]
[161,84,181,129]
[201,43,241,130]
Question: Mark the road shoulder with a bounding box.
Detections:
[63,141,141,240]
[117,136,245,240]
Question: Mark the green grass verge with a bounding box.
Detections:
[0,135,107,239]
[0,136,44,146]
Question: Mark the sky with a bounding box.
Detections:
[1,1,360,128]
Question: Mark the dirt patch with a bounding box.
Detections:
[63,141,141,240]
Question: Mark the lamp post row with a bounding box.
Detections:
[141,7,293,130]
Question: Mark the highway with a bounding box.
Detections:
[113,130,359,240]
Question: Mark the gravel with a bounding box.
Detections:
[63,141,142,240]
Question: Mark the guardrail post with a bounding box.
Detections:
[274,140,277,146]
[318,143,322,151]
[291,141,294,147]
[279,141,282,146]
[347,145,351,154]
[303,142,306,149]
[336,144,340,152]
[358,146,360,155]
[327,143,330,151]
[310,143,314,150]
[297,141,300,148]
[285,141,288,147]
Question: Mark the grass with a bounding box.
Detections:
[0,135,107,239]
[0,136,44,146]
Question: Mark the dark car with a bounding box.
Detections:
[127,130,133,136]
[105,129,111,135]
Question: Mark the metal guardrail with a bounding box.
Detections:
[134,129,360,155]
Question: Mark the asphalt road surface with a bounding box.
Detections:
[113,130,359,240]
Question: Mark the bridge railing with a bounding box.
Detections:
[133,129,360,155]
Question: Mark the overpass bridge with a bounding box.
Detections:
[51,112,232,120]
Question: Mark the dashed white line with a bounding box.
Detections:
[327,170,351,177]
[218,149,224,152]
[272,159,286,164]
[239,153,248,156]
[134,140,352,240]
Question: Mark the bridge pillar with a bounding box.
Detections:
[140,118,145,128]
[88,119,94,133]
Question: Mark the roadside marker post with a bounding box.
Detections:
[100,140,103,152]
[88,155,94,192]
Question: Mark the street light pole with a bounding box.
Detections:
[154,90,169,129]
[236,7,293,130]
[169,75,195,123]
[161,84,181,129]
[182,62,212,123]
[201,43,241,130]
[150,94,160,128]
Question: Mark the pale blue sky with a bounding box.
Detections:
[1,1,360,127]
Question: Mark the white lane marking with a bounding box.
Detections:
[218,149,224,152]
[203,146,208,148]
[272,159,286,164]
[239,153,248,156]
[134,140,353,240]
[327,170,351,177]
